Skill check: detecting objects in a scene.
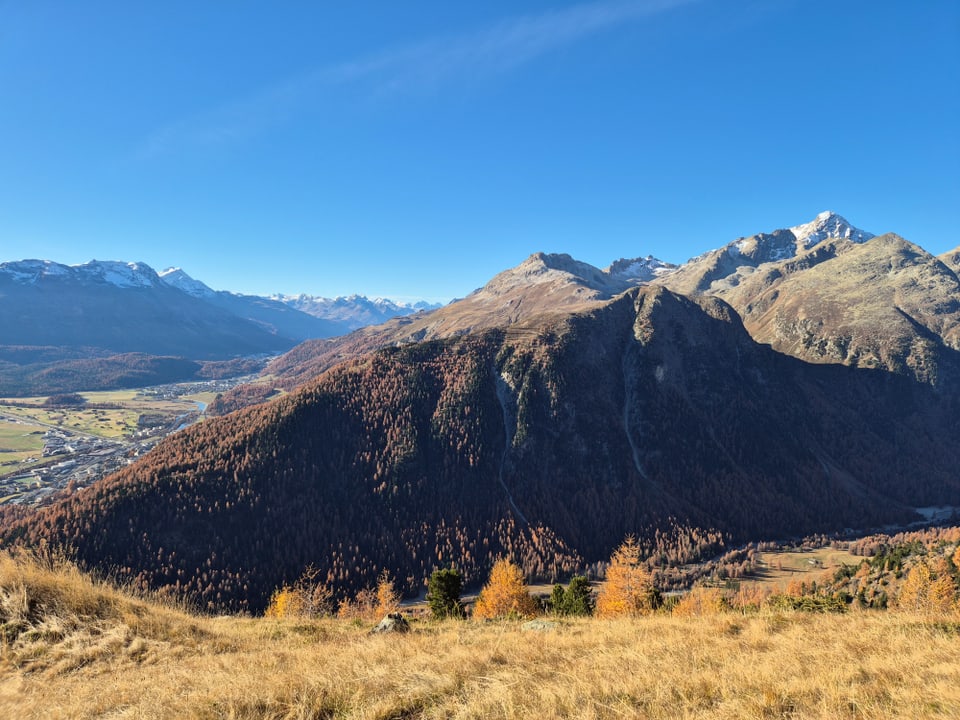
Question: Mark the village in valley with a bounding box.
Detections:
[0,376,254,506]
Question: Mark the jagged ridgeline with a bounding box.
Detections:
[3,285,958,612]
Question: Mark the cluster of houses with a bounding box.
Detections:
[1,429,158,507]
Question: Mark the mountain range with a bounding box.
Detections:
[275,293,440,332]
[1,212,958,612]
[246,212,960,395]
[0,260,436,395]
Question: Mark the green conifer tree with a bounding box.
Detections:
[426,568,464,619]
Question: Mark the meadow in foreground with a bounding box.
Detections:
[2,550,958,719]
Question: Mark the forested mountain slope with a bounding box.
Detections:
[3,287,957,612]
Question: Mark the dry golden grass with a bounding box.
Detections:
[2,550,958,719]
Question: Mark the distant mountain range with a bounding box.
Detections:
[0,260,438,395]
[159,266,440,333]
[272,293,440,332]
[4,211,959,613]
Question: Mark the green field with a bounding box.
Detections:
[0,387,210,441]
[0,421,47,477]
[76,389,140,403]
[0,387,212,478]
[0,404,139,438]
[0,388,202,413]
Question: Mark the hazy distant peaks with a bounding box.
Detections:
[277,293,441,331]
[276,293,438,313]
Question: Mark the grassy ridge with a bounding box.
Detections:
[1,551,958,719]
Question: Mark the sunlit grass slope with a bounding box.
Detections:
[1,550,958,719]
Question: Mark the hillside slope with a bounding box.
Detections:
[261,214,959,398]
[3,287,957,612]
[940,246,960,275]
[261,252,636,389]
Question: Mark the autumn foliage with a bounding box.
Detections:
[3,295,959,617]
[672,586,726,617]
[337,571,401,621]
[472,558,538,620]
[595,536,659,618]
[897,559,956,615]
[264,566,334,619]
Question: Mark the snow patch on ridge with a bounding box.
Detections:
[160,267,215,297]
[607,255,677,282]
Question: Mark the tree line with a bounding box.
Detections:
[263,530,960,621]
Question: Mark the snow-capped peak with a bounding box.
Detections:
[273,293,437,313]
[0,259,71,283]
[275,293,440,331]
[789,211,874,248]
[75,260,161,288]
[159,267,215,298]
[0,259,165,288]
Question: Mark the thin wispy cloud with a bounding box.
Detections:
[138,0,695,158]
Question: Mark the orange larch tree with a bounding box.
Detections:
[472,558,538,619]
[673,585,726,617]
[595,536,660,618]
[896,561,954,614]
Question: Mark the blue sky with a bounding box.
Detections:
[1,1,957,302]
